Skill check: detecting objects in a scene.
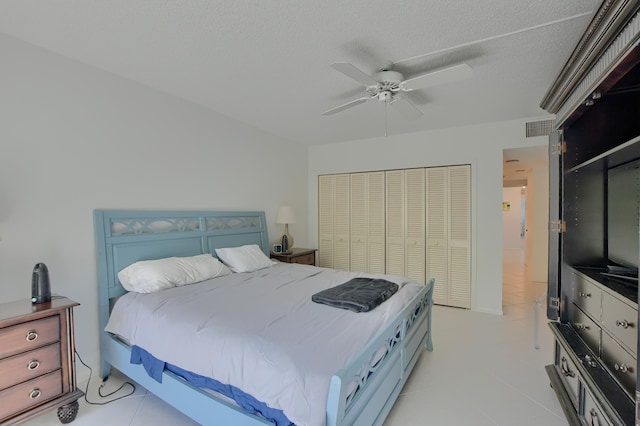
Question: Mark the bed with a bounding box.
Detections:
[94,209,433,426]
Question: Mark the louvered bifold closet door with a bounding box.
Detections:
[333,174,351,271]
[426,167,448,304]
[350,173,368,272]
[350,172,385,273]
[405,169,426,284]
[448,165,471,308]
[367,172,386,273]
[318,175,335,268]
[386,170,406,276]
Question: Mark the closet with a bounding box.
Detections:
[318,165,470,308]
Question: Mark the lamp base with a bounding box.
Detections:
[281,228,294,252]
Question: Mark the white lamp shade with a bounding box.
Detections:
[276,205,296,224]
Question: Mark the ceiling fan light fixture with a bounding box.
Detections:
[378,91,393,102]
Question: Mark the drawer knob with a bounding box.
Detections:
[575,323,589,331]
[25,331,39,342]
[578,291,591,298]
[616,319,632,329]
[29,388,42,400]
[582,355,597,368]
[614,363,633,374]
[27,359,40,371]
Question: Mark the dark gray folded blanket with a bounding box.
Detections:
[311,278,399,312]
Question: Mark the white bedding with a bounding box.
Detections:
[105,263,423,426]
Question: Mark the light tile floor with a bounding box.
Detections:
[26,249,565,425]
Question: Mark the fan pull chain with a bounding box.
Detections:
[384,100,388,137]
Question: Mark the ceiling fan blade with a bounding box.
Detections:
[401,63,473,91]
[392,94,423,120]
[331,62,379,86]
[321,96,371,116]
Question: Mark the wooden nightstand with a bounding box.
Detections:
[0,296,83,425]
[270,248,317,265]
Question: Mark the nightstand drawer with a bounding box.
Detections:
[291,253,315,265]
[0,343,62,390]
[0,369,63,421]
[0,315,60,358]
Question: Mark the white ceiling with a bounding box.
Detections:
[0,1,600,145]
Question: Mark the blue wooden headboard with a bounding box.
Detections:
[94,209,269,351]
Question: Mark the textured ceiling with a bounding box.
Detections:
[0,1,601,145]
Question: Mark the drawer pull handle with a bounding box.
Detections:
[589,408,600,426]
[614,363,633,374]
[616,319,632,329]
[29,388,42,400]
[560,356,575,378]
[578,291,591,298]
[25,331,39,342]
[27,360,40,371]
[575,323,589,331]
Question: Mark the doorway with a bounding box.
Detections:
[502,145,549,310]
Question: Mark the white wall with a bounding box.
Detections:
[307,120,550,315]
[0,35,308,379]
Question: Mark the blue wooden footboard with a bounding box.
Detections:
[94,209,433,426]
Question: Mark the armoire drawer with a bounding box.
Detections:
[570,305,601,355]
[601,332,636,398]
[0,342,61,391]
[555,344,580,405]
[572,273,601,320]
[601,292,637,355]
[581,384,613,426]
[0,315,60,358]
[0,369,63,421]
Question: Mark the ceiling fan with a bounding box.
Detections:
[322,61,473,119]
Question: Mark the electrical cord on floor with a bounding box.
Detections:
[75,350,136,405]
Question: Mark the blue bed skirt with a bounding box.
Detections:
[130,346,293,426]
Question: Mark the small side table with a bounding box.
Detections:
[0,296,83,424]
[270,248,317,266]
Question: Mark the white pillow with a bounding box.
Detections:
[118,254,232,293]
[215,244,276,273]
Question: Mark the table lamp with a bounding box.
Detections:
[276,205,296,251]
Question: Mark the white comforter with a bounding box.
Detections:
[105,263,422,426]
